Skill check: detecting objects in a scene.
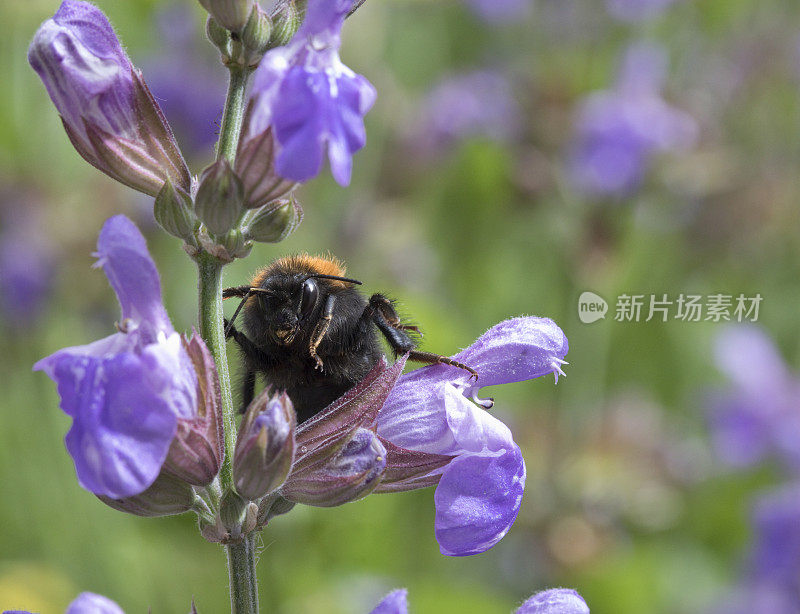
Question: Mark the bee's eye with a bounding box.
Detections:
[299,278,318,317]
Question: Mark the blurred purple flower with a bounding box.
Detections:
[142,7,226,158]
[0,208,54,329]
[708,326,800,472]
[66,592,124,614]
[466,0,532,24]
[34,215,197,499]
[367,588,588,613]
[377,317,569,556]
[517,589,590,614]
[417,71,521,152]
[369,589,408,614]
[605,0,678,22]
[567,42,696,198]
[28,0,190,196]
[244,0,376,185]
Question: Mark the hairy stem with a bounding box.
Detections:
[197,63,258,614]
[227,534,260,614]
[217,66,249,164]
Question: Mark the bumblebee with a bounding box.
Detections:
[223,254,477,423]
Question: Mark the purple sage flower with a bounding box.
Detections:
[605,0,679,22]
[708,325,800,472]
[28,1,190,196]
[416,71,521,152]
[243,0,376,186]
[34,215,198,499]
[66,592,124,614]
[517,589,590,614]
[465,0,532,24]
[369,589,408,614]
[567,42,696,199]
[377,317,569,556]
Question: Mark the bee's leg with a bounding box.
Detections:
[309,294,335,371]
[224,318,275,414]
[368,294,422,336]
[367,296,477,381]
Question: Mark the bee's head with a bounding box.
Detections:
[244,255,361,346]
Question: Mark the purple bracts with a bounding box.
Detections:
[245,0,376,185]
[34,216,197,499]
[377,316,568,556]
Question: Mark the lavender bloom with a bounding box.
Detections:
[517,589,590,614]
[568,42,696,198]
[708,326,800,472]
[243,0,376,186]
[417,71,521,152]
[66,592,124,614]
[28,1,190,196]
[34,215,197,499]
[377,317,569,556]
[605,0,678,22]
[466,0,532,23]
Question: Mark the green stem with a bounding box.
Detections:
[217,67,249,164]
[226,534,260,614]
[196,64,258,614]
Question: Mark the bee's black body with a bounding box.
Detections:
[224,254,476,423]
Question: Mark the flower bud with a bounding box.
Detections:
[269,0,302,47]
[198,0,254,33]
[97,471,195,517]
[162,333,224,486]
[281,428,387,507]
[236,125,297,209]
[154,179,197,241]
[234,390,296,501]
[241,5,272,58]
[29,1,190,197]
[195,159,245,236]
[206,15,231,54]
[244,197,303,243]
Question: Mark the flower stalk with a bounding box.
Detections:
[197,60,257,613]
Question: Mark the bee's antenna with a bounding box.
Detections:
[307,274,362,285]
[224,287,270,337]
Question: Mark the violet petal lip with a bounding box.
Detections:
[377,315,567,556]
[34,215,197,499]
[369,589,409,614]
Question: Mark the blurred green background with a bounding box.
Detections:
[2,0,800,612]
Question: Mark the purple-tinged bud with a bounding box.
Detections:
[97,471,195,517]
[153,179,197,242]
[236,124,297,209]
[198,0,254,32]
[256,493,296,528]
[28,1,190,197]
[233,390,296,501]
[244,196,303,243]
[197,228,252,263]
[195,159,245,236]
[281,428,387,507]
[162,333,224,486]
